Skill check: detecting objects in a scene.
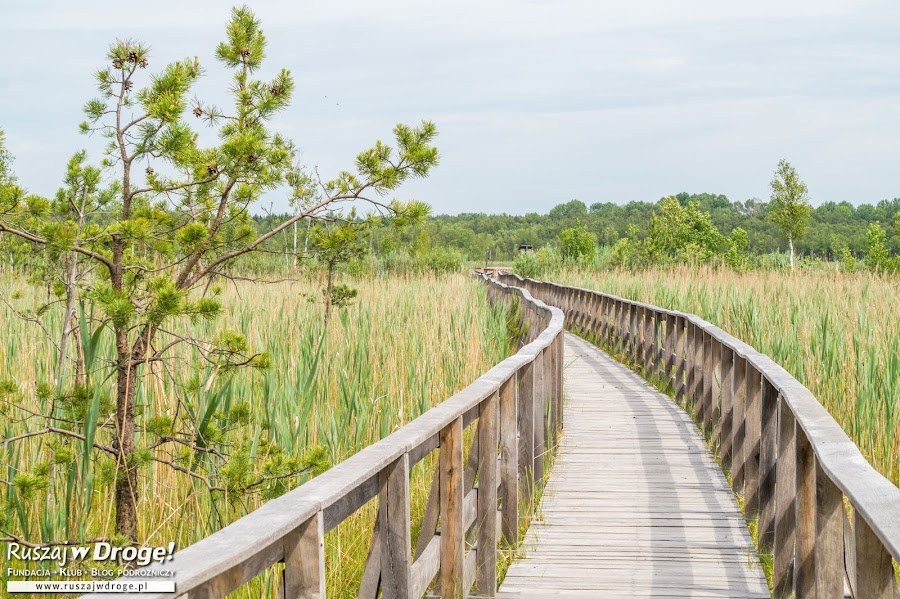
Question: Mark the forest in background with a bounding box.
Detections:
[242,191,900,276]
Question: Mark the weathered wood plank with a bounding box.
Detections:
[774,400,796,598]
[476,391,499,596]
[439,416,464,597]
[498,375,518,545]
[854,508,897,599]
[815,466,844,599]
[795,426,815,598]
[518,358,535,506]
[744,365,762,520]
[282,511,325,599]
[379,454,411,597]
[759,379,778,553]
[498,334,767,597]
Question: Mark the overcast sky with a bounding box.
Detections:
[2,0,900,215]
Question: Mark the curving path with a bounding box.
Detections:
[497,333,769,598]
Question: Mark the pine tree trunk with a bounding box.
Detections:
[292,220,298,270]
[56,254,79,390]
[114,328,139,542]
[324,261,334,327]
[789,236,795,271]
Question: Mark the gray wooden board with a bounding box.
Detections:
[498,333,768,598]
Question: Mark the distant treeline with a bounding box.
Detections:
[254,192,900,265]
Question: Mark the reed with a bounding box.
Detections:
[0,274,510,596]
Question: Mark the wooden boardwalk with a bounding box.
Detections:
[498,333,769,598]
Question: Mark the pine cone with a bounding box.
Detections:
[146,166,155,176]
[240,48,251,58]
[247,155,257,163]
[207,163,218,175]
[123,80,133,92]
[270,85,283,96]
[128,51,138,62]
[193,106,203,118]
[138,58,148,69]
[112,59,123,70]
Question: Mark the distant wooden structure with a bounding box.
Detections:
[517,244,534,253]
[472,266,512,278]
[83,275,900,599]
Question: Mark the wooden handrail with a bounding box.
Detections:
[83,274,564,599]
[499,273,900,599]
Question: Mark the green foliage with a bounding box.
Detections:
[300,445,332,477]
[310,223,366,268]
[866,222,889,271]
[513,251,541,278]
[327,283,357,308]
[725,228,751,271]
[421,246,463,273]
[611,224,645,268]
[646,197,725,264]
[767,160,812,266]
[557,225,596,262]
[13,468,49,501]
[549,199,588,220]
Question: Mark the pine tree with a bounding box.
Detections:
[0,7,438,541]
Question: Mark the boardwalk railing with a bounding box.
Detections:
[85,275,562,599]
[499,273,900,599]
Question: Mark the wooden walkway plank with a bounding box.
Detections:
[498,333,768,598]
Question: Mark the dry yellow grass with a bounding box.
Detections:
[0,273,509,596]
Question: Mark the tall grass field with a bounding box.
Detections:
[0,274,511,597]
[552,266,900,486]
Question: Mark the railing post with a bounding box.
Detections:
[518,358,535,507]
[600,296,609,342]
[693,327,705,421]
[282,511,325,599]
[702,331,713,436]
[815,468,844,598]
[795,427,815,598]
[774,399,796,598]
[630,304,639,359]
[439,416,465,597]
[759,379,778,553]
[549,335,562,446]
[557,333,564,431]
[731,355,747,495]
[653,311,663,379]
[476,391,499,596]
[744,365,762,520]
[685,323,696,411]
[854,509,895,599]
[719,344,734,469]
[675,316,686,404]
[709,336,721,446]
[533,349,546,485]
[499,376,518,545]
[664,314,676,392]
[615,301,624,354]
[379,454,411,598]
[546,338,557,447]
[640,306,651,371]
